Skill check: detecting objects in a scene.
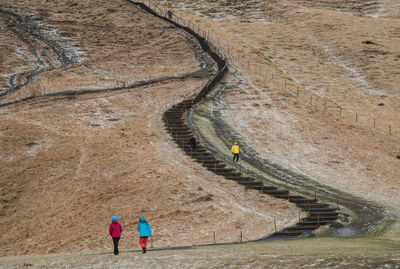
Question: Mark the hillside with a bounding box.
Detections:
[0,0,297,256]
[1,0,400,265]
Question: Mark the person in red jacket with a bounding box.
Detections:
[109,216,123,255]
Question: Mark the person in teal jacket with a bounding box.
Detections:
[137,217,152,253]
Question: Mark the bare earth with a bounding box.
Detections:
[162,0,400,235]
[1,0,400,265]
[0,0,297,256]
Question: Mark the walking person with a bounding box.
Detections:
[109,216,123,255]
[231,141,239,162]
[137,217,152,253]
[167,9,173,19]
[189,136,196,151]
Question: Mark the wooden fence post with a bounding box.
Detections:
[336,196,339,209]
[213,231,216,244]
[274,220,277,232]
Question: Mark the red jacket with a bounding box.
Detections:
[109,221,122,237]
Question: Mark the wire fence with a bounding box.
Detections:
[0,0,397,140]
[142,0,398,140]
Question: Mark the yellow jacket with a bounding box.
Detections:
[231,145,239,154]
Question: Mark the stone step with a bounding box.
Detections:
[225,176,253,181]
[169,130,192,134]
[286,225,318,231]
[167,126,190,131]
[304,215,338,222]
[239,183,265,190]
[170,133,193,138]
[251,185,277,191]
[202,163,227,169]
[192,156,219,162]
[297,203,331,209]
[309,211,339,216]
[196,160,224,165]
[237,180,263,186]
[215,171,242,177]
[164,117,185,121]
[207,167,235,173]
[307,207,338,212]
[170,105,191,110]
[263,189,288,195]
[289,198,318,204]
[164,120,184,124]
[183,148,207,153]
[165,123,186,127]
[165,111,184,115]
[273,231,303,237]
[274,193,290,199]
[189,152,213,157]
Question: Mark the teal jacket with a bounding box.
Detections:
[137,217,152,237]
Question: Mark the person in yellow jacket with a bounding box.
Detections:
[231,142,239,162]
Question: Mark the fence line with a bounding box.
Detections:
[0,0,397,139]
[145,0,398,139]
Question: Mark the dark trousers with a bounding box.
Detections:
[233,153,239,162]
[190,142,196,151]
[112,237,120,255]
